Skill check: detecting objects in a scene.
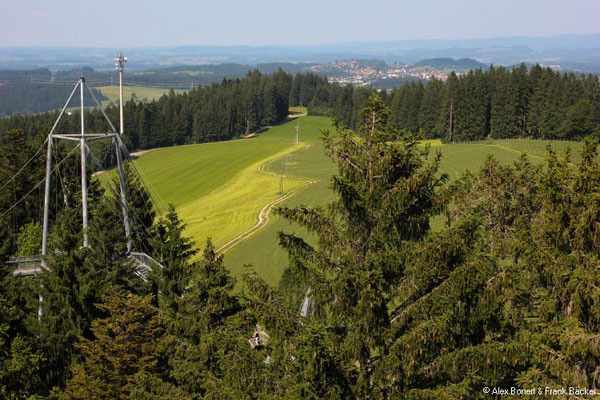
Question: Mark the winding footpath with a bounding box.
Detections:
[216,144,315,254]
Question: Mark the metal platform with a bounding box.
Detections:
[128,251,164,282]
[8,252,163,280]
[7,256,45,276]
[299,287,313,317]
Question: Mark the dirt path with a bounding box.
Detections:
[216,145,315,254]
[130,149,153,157]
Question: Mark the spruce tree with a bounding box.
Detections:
[167,240,243,396]
[512,63,530,136]
[437,72,459,142]
[490,66,519,138]
[150,204,198,313]
[274,94,447,397]
[395,140,600,395]
[454,69,489,141]
[418,78,443,138]
[62,287,168,399]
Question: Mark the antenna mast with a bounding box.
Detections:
[80,77,89,247]
[114,52,132,252]
[115,52,127,134]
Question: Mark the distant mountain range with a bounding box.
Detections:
[412,58,487,70]
[0,57,496,91]
[0,34,599,72]
[1,56,557,116]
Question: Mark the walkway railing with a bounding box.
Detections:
[7,252,163,281]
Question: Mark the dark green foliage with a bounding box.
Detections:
[0,129,46,247]
[452,69,490,141]
[392,139,600,396]
[62,287,165,399]
[174,240,239,338]
[306,65,600,141]
[417,78,443,138]
[1,84,599,398]
[490,66,520,138]
[389,81,424,135]
[150,205,198,313]
[272,94,448,397]
[0,335,44,397]
[37,195,133,390]
[166,240,243,396]
[436,72,459,141]
[0,69,294,152]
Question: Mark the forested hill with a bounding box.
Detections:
[1,64,599,151]
[1,95,599,397]
[308,63,600,141]
[0,64,314,116]
[412,57,487,69]
[0,68,106,116]
[0,69,299,150]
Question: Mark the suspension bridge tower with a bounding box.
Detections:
[8,52,163,318]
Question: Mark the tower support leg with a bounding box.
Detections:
[39,135,53,320]
[115,136,132,253]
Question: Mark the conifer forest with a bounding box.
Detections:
[0,41,599,398]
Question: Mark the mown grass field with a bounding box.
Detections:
[99,117,327,271]
[103,115,585,287]
[96,85,186,107]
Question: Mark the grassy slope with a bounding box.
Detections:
[121,117,328,260]
[113,113,584,287]
[224,118,337,285]
[224,128,584,286]
[177,145,307,251]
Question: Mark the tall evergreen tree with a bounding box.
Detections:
[62,287,178,399]
[490,66,519,138]
[437,72,459,142]
[512,63,531,136]
[150,205,198,313]
[166,240,244,396]
[418,78,443,138]
[274,94,447,397]
[454,69,489,141]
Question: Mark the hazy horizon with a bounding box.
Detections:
[1,0,598,47]
[0,33,598,49]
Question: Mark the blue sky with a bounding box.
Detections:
[0,0,598,47]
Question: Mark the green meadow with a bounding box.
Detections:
[223,122,584,286]
[105,115,584,287]
[96,85,186,107]
[99,117,327,267]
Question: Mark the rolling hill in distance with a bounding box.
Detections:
[3,33,599,116]
[3,50,596,116]
[1,34,599,69]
